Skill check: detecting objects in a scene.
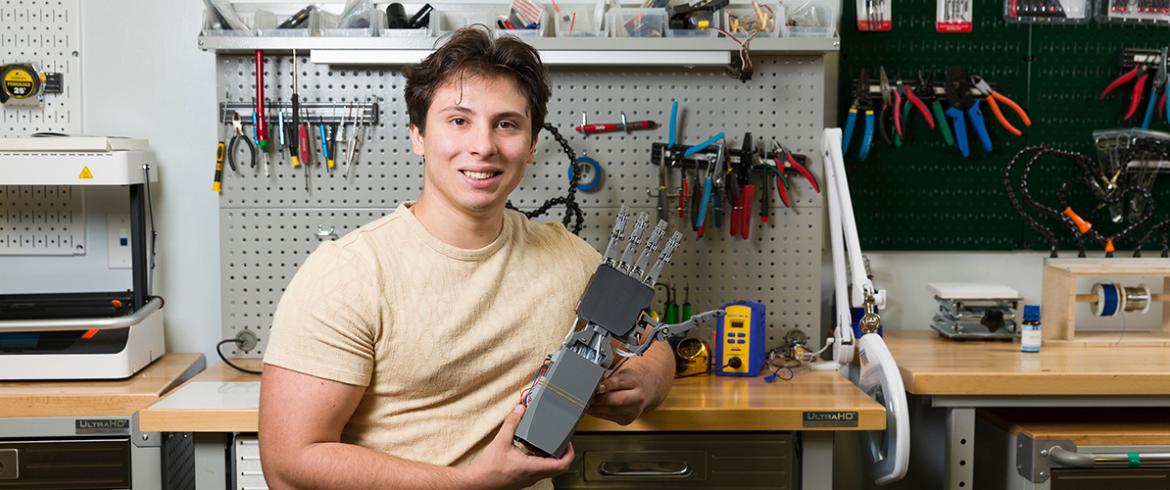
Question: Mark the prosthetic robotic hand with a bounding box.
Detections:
[513,204,720,457]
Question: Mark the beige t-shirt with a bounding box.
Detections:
[264,202,601,485]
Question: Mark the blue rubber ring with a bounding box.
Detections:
[1100,283,1120,317]
[568,156,602,192]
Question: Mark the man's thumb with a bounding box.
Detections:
[500,404,526,435]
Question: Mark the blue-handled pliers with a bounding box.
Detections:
[944,66,992,158]
[843,68,876,161]
[1142,48,1168,130]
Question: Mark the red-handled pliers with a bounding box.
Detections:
[902,83,936,128]
[773,145,821,208]
[1100,64,1150,120]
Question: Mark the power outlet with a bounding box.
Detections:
[107,213,131,269]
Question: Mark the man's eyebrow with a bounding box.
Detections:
[494,111,528,121]
[438,105,474,115]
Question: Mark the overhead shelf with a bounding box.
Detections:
[197,35,841,61]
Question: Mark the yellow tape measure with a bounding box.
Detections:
[1,64,47,106]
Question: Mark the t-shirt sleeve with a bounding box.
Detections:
[263,241,383,387]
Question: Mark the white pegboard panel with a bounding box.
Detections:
[214,55,825,210]
[0,0,81,136]
[221,205,821,356]
[217,55,825,356]
[0,184,84,255]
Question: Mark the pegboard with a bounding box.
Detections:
[838,0,1170,251]
[216,53,826,358]
[0,0,82,136]
[0,185,85,255]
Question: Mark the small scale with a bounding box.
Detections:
[928,283,1021,340]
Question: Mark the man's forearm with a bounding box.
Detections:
[266,441,472,490]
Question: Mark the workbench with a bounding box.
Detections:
[139,359,885,490]
[0,353,205,488]
[887,330,1170,490]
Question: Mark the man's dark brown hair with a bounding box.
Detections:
[403,26,551,139]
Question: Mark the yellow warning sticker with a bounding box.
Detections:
[78,166,94,179]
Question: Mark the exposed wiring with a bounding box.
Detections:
[713,27,758,81]
[216,339,262,375]
[520,359,551,406]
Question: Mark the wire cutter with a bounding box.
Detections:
[1141,48,1168,130]
[916,68,954,146]
[970,75,1032,137]
[1100,62,1149,121]
[843,69,875,161]
[228,112,257,171]
[944,67,992,158]
[877,66,896,145]
[773,144,820,208]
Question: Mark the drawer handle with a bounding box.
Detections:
[598,461,691,477]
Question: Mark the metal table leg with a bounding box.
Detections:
[194,432,230,490]
[945,407,975,490]
[802,431,834,490]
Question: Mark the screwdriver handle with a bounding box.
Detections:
[255,50,268,150]
[298,124,310,166]
[213,141,225,193]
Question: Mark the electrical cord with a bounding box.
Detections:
[217,339,263,375]
[506,122,585,234]
[674,361,731,379]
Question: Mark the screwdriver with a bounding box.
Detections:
[681,285,692,322]
[319,122,332,171]
[277,108,286,160]
[289,50,301,167]
[213,124,225,193]
[255,50,268,151]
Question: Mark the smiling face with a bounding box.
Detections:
[410,72,535,217]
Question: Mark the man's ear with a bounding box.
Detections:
[409,124,425,157]
[528,135,537,165]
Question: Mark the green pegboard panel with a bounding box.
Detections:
[839,0,1170,252]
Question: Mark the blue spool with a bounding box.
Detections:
[567,156,602,192]
[1095,283,1121,317]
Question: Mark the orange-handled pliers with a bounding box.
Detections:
[970,75,1032,137]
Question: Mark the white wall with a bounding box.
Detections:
[863,251,1162,331]
[67,2,1154,369]
[81,1,221,364]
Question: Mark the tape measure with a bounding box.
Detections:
[1,64,54,106]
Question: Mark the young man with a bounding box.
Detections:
[258,27,677,489]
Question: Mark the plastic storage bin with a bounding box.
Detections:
[784,4,835,37]
[608,8,668,37]
[553,4,607,37]
[430,6,507,35]
[724,3,785,37]
[668,9,722,37]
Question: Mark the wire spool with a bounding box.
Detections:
[1123,285,1153,314]
[1092,282,1124,317]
